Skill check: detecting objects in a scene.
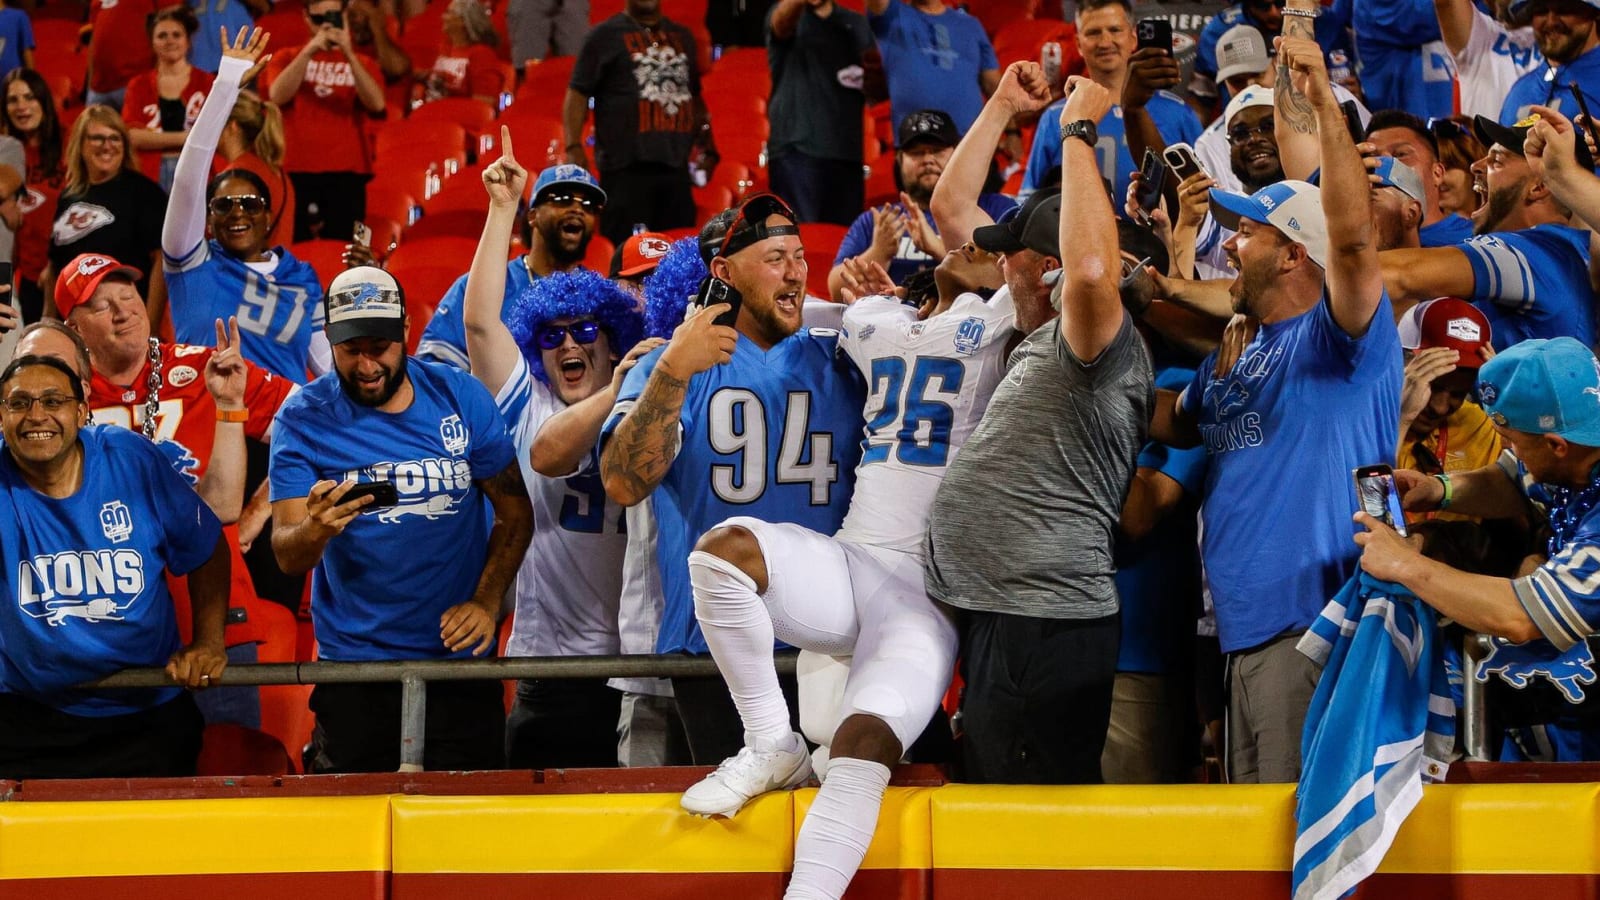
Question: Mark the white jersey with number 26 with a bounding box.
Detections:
[835,289,1016,557]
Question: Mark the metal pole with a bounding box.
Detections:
[1461,633,1492,761]
[399,673,426,773]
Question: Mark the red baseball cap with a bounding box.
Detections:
[54,253,143,318]
[615,232,672,278]
[1400,297,1492,367]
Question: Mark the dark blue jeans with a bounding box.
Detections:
[769,152,864,227]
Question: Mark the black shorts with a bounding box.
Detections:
[0,691,203,780]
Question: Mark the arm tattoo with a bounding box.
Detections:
[601,365,690,501]
[1277,9,1319,135]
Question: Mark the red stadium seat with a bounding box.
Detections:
[494,111,570,170]
[993,18,1082,77]
[863,153,897,209]
[367,186,421,229]
[661,0,708,27]
[290,239,350,291]
[582,234,616,274]
[694,182,732,225]
[388,261,463,323]
[364,215,406,258]
[375,121,469,165]
[972,0,1040,39]
[516,55,577,110]
[590,0,625,24]
[799,223,847,298]
[389,235,479,272]
[408,98,498,146]
[196,724,295,776]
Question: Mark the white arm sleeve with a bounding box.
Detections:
[307,329,331,377]
[163,55,252,269]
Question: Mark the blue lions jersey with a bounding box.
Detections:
[0,426,222,716]
[1420,213,1474,248]
[269,358,517,661]
[166,240,325,384]
[1349,0,1455,119]
[1023,93,1202,211]
[416,259,539,370]
[1182,293,1402,653]
[1461,224,1595,349]
[603,330,866,654]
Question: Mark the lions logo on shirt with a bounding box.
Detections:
[954,317,985,356]
[440,415,469,456]
[17,549,147,626]
[99,501,133,543]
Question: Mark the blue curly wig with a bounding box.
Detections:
[642,237,706,340]
[507,268,644,385]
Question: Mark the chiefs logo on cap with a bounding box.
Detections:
[75,255,116,278]
[638,237,670,259]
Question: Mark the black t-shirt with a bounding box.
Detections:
[49,170,168,293]
[570,14,701,174]
[766,3,872,163]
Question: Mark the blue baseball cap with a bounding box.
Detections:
[1209,179,1329,269]
[1477,337,1600,445]
[532,164,606,207]
[1371,156,1426,204]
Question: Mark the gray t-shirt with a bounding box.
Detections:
[924,311,1153,619]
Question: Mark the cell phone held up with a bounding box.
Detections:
[1163,143,1206,182]
[1353,464,1408,537]
[695,275,743,328]
[1135,148,1167,213]
[1136,18,1173,55]
[342,480,399,509]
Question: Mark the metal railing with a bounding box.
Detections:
[88,653,799,771]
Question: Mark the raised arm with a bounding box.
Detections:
[1056,76,1126,360]
[1526,105,1600,232]
[768,0,807,42]
[532,336,665,476]
[1432,0,1476,55]
[1280,36,1384,336]
[930,60,1052,252]
[197,317,249,522]
[464,126,528,396]
[1379,245,1476,304]
[1272,3,1322,181]
[163,28,267,262]
[600,303,735,506]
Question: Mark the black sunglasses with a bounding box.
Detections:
[535,320,601,350]
[1228,118,1275,145]
[1426,117,1466,140]
[541,192,601,211]
[209,194,268,216]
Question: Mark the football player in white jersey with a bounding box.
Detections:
[463,130,662,768]
[678,204,1013,900]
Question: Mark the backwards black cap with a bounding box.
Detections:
[698,193,800,262]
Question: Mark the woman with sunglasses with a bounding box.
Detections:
[2,69,62,324]
[45,106,167,306]
[163,27,328,384]
[0,353,230,779]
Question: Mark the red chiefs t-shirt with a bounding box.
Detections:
[89,342,296,640]
[212,151,297,250]
[263,47,384,174]
[427,42,503,99]
[123,68,215,182]
[17,142,63,282]
[88,0,160,94]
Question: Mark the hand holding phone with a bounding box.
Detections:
[1354,464,1408,537]
[341,480,399,509]
[1568,84,1599,169]
[1136,18,1173,55]
[1163,143,1207,181]
[1135,148,1167,214]
[695,276,743,328]
[1341,100,1365,144]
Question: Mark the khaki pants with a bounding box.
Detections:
[1102,672,1190,784]
[1227,633,1322,783]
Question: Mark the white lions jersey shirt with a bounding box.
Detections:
[836,289,1015,556]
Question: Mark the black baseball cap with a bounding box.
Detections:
[897,109,960,150]
[1473,114,1535,156]
[972,189,1061,257]
[698,193,799,262]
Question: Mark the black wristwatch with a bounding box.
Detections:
[1061,119,1098,147]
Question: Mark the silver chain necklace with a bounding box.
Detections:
[142,337,162,440]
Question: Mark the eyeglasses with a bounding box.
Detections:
[209,194,268,216]
[1228,118,1275,145]
[541,193,600,210]
[3,392,77,414]
[535,320,602,350]
[85,133,125,146]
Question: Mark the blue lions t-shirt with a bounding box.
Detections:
[834,194,1016,286]
[603,330,865,654]
[269,358,517,661]
[0,426,222,716]
[869,0,996,133]
[1182,292,1402,653]
[1348,0,1455,119]
[1023,93,1202,212]
[1420,213,1473,248]
[166,240,325,384]
[1501,42,1600,125]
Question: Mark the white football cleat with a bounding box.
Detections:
[681,732,812,818]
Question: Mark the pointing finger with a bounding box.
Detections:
[500,125,515,164]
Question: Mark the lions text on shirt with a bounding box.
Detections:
[1182,292,1401,653]
[0,426,222,716]
[165,240,325,383]
[269,358,517,661]
[1454,10,1541,120]
[496,355,626,658]
[602,329,866,654]
[1461,224,1595,349]
[836,292,1014,556]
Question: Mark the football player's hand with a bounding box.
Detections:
[440,598,496,655]
[659,301,738,375]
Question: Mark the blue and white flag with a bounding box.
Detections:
[1292,573,1456,900]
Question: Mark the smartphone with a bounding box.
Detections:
[695,275,743,328]
[1136,18,1173,55]
[343,480,399,508]
[1135,148,1166,213]
[1353,464,1408,536]
[0,261,13,290]
[352,221,372,249]
[1569,84,1599,169]
[1163,142,1206,181]
[1341,99,1364,144]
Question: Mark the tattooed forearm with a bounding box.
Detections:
[601,364,690,505]
[1277,3,1319,135]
